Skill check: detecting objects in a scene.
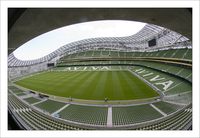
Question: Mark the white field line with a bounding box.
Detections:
[107,107,113,127]
[150,104,167,117]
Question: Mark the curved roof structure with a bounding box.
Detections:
[13,20,146,61]
[8,8,192,55]
[8,23,189,67]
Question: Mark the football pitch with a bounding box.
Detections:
[15,71,159,100]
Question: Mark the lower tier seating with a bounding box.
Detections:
[59,104,108,126]
[152,101,184,115]
[8,86,192,130]
[112,104,163,126]
[8,94,86,130]
[134,105,192,130]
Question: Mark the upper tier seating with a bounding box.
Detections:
[59,48,192,62]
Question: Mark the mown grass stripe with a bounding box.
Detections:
[92,71,108,100]
[71,71,99,99]
[112,71,126,100]
[15,71,159,100]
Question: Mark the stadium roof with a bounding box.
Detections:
[8,8,192,54]
[8,23,190,67]
[13,20,146,61]
[8,8,191,67]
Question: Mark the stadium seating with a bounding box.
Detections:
[152,101,184,115]
[7,22,192,130]
[23,97,41,104]
[131,66,192,96]
[59,104,108,126]
[112,104,163,125]
[35,99,66,114]
[57,60,191,79]
[58,48,192,62]
[8,94,86,130]
[163,92,192,105]
[8,86,24,94]
[8,87,192,130]
[134,105,192,130]
[57,48,192,84]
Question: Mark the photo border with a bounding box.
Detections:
[1,0,199,138]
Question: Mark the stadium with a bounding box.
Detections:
[8,8,192,130]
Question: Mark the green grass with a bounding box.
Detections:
[15,71,159,100]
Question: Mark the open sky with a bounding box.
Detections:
[13,20,146,60]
